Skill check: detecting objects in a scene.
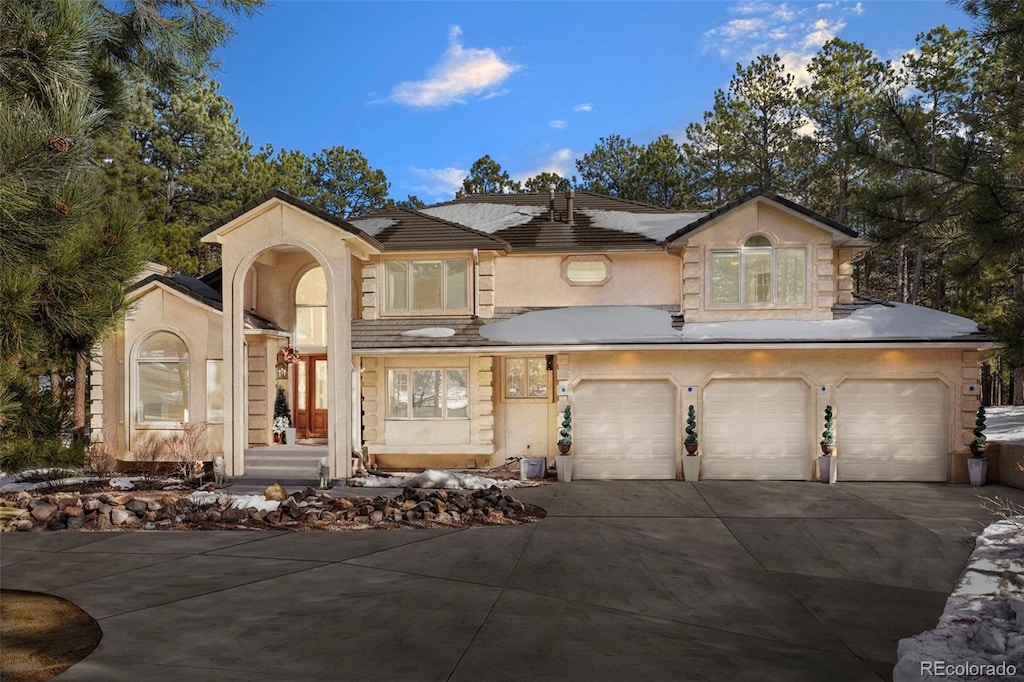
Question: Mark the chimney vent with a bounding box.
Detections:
[565,189,575,225]
[548,186,556,222]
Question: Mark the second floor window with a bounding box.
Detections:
[295,267,327,346]
[385,259,469,313]
[711,236,806,305]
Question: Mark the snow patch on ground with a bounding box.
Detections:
[986,406,1024,444]
[0,472,146,493]
[420,204,546,233]
[480,306,679,344]
[350,469,520,490]
[187,491,281,512]
[347,216,397,236]
[578,208,706,242]
[893,518,1024,681]
[400,327,457,338]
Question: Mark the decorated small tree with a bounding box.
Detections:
[273,386,292,441]
[557,405,572,454]
[820,405,835,454]
[684,405,699,455]
[970,405,987,457]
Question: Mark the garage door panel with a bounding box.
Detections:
[838,380,947,482]
[703,380,810,480]
[573,380,677,480]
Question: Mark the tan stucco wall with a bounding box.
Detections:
[360,354,496,469]
[358,346,978,479]
[493,252,680,308]
[205,199,367,477]
[679,202,854,322]
[98,286,225,460]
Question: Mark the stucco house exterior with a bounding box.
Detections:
[91,188,993,482]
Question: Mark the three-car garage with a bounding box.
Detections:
[565,375,950,481]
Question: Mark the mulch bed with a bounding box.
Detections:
[0,590,102,682]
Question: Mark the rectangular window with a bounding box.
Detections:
[711,251,740,304]
[776,249,806,304]
[505,358,549,399]
[387,368,469,419]
[206,361,223,423]
[138,362,188,422]
[384,259,470,313]
[385,261,409,310]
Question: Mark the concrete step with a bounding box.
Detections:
[244,447,328,482]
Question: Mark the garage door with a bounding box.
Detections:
[703,380,809,479]
[572,380,677,479]
[837,380,947,481]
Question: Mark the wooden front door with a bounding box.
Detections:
[294,354,328,439]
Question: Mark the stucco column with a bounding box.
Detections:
[327,246,353,480]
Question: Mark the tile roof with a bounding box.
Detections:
[346,206,510,251]
[129,274,283,331]
[199,189,384,250]
[665,190,860,242]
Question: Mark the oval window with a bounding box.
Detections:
[564,257,610,285]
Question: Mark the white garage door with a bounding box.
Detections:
[837,380,947,481]
[703,380,810,479]
[572,380,677,479]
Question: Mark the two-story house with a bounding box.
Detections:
[92,189,993,482]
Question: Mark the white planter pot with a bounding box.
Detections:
[682,455,701,482]
[818,455,835,484]
[284,427,297,445]
[968,457,987,486]
[556,455,573,482]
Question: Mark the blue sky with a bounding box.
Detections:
[213,1,969,204]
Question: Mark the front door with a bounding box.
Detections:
[294,354,328,439]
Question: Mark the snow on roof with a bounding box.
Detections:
[420,203,546,234]
[346,216,397,236]
[680,303,979,342]
[985,406,1024,444]
[400,327,457,338]
[479,303,979,345]
[578,208,707,242]
[480,306,680,344]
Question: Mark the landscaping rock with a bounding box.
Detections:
[264,484,287,501]
[15,520,32,531]
[30,504,57,523]
[126,499,149,515]
[110,509,132,526]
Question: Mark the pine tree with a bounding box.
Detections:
[456,155,521,196]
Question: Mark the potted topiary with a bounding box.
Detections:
[682,404,701,482]
[556,405,573,482]
[274,386,295,445]
[818,405,835,484]
[968,405,987,486]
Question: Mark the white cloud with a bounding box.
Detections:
[572,103,593,113]
[409,166,467,198]
[802,17,845,49]
[549,119,567,129]
[703,1,862,88]
[515,148,576,183]
[389,26,519,107]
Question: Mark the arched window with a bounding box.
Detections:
[295,267,327,346]
[137,332,189,423]
[711,235,806,305]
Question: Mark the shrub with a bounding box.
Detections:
[821,405,835,446]
[558,405,572,446]
[684,405,698,445]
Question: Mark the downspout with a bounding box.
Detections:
[472,248,480,318]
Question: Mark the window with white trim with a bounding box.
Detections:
[295,267,327,346]
[387,368,469,419]
[137,331,189,423]
[384,259,469,313]
[206,360,224,423]
[504,358,549,399]
[711,236,806,304]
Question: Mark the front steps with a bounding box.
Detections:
[243,445,328,483]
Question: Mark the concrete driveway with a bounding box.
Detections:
[3,481,1023,681]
